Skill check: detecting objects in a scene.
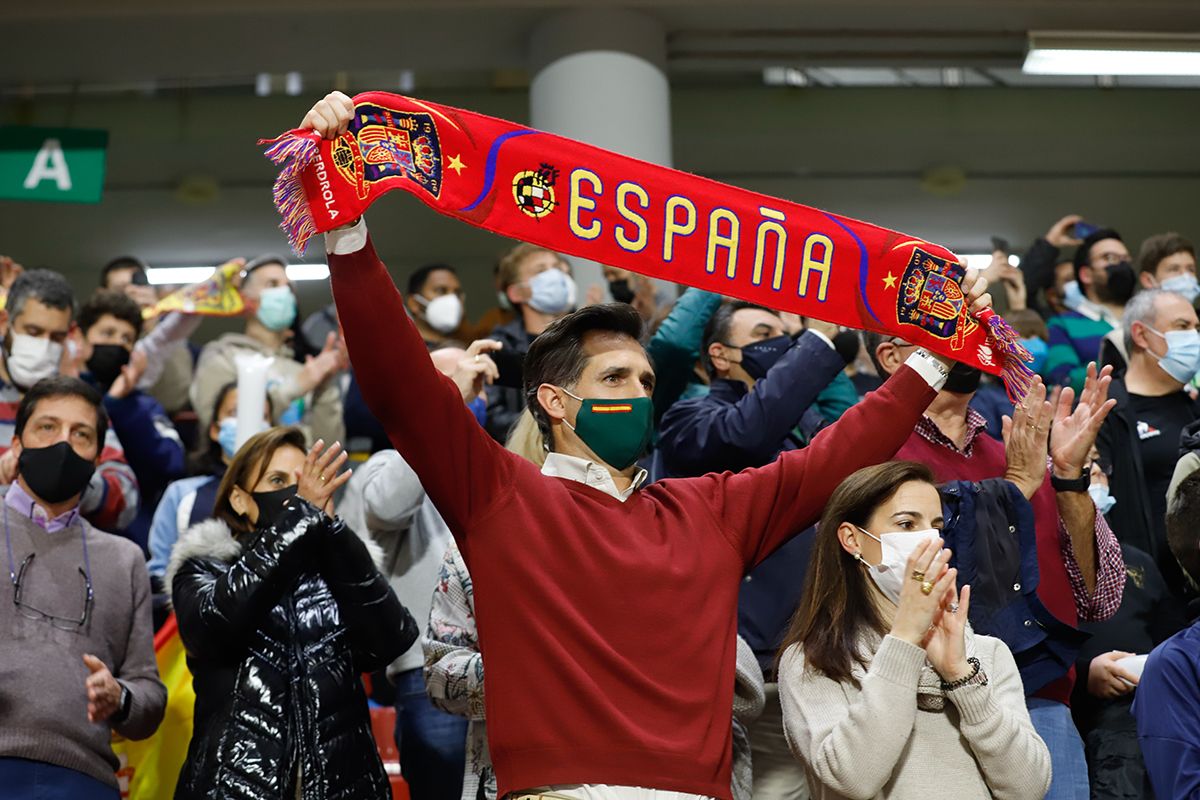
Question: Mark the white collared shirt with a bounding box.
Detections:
[540,452,647,502]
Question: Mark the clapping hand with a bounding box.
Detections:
[295,439,351,516]
[889,538,957,647]
[83,654,123,723]
[1002,377,1052,499]
[1050,363,1117,479]
[925,583,973,683]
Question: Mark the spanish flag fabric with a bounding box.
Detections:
[112,614,194,799]
[261,91,1033,400]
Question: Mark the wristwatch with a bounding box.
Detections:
[115,684,132,723]
[1050,468,1089,493]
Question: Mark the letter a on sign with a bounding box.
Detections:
[23,139,73,191]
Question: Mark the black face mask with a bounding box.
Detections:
[18,442,96,505]
[943,362,983,395]
[250,485,298,531]
[608,279,635,305]
[1098,261,1136,305]
[85,344,131,389]
[732,335,792,381]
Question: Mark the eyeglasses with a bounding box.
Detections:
[11,553,93,631]
[4,503,93,631]
[1091,252,1128,268]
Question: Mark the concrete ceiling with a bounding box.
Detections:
[4,0,1200,92]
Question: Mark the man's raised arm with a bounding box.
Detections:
[306,92,513,535]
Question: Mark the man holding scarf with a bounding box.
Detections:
[300,91,993,800]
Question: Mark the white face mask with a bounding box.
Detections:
[856,525,940,605]
[416,293,464,334]
[6,333,63,389]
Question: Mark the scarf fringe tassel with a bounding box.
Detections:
[259,132,320,255]
[975,307,1035,403]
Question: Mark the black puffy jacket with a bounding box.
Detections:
[167,498,418,800]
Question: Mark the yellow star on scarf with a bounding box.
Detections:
[446,154,466,175]
[883,271,898,289]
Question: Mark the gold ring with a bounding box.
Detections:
[911,570,926,582]
[320,475,327,482]
[921,581,934,596]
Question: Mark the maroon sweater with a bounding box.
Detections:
[897,430,1077,705]
[330,237,937,799]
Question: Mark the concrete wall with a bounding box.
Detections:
[1,85,1196,333]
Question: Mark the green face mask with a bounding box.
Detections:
[561,389,654,470]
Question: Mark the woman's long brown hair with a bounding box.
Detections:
[213,426,308,536]
[775,460,937,683]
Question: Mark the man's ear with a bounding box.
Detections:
[9,436,20,460]
[405,295,422,317]
[1130,320,1155,352]
[1139,271,1158,291]
[874,342,903,377]
[708,342,732,373]
[0,308,10,339]
[536,384,569,425]
[507,283,529,306]
[1079,265,1095,291]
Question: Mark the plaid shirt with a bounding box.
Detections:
[915,410,1125,622]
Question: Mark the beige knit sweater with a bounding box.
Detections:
[778,633,1052,800]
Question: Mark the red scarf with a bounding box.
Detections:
[261,91,1033,400]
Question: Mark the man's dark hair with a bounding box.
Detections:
[7,269,76,323]
[407,263,457,297]
[1073,227,1123,284]
[522,302,645,443]
[1167,468,1200,590]
[100,256,147,288]
[78,289,143,338]
[700,301,777,377]
[1137,232,1195,277]
[14,375,108,452]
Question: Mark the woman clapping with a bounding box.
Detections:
[777,461,1051,800]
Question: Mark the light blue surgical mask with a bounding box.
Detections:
[1148,326,1200,384]
[527,268,576,315]
[217,417,239,459]
[257,285,297,331]
[1062,280,1084,311]
[1088,483,1116,515]
[1020,336,1050,374]
[1161,274,1200,303]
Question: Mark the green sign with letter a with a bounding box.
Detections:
[0,127,108,203]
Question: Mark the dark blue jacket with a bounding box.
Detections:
[1134,616,1200,799]
[657,331,845,672]
[98,384,186,550]
[941,478,1090,695]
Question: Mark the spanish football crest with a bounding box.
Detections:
[896,248,978,350]
[512,164,559,219]
[330,105,443,201]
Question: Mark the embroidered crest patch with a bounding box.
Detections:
[331,105,443,201]
[897,247,978,350]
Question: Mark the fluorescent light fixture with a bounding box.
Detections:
[962,254,1021,271]
[762,67,808,87]
[145,264,330,286]
[1024,31,1200,76]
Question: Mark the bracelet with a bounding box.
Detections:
[940,657,987,691]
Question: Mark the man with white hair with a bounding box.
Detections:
[1097,288,1200,598]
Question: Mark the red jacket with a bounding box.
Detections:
[330,235,937,799]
